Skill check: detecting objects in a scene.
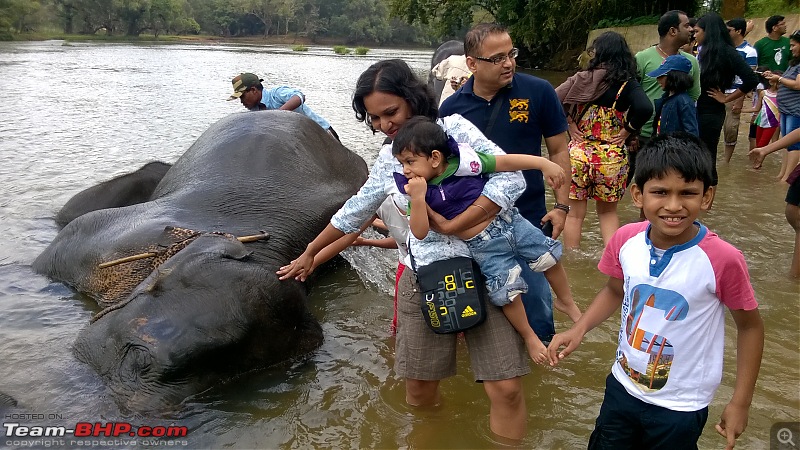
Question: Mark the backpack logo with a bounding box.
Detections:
[461,305,477,317]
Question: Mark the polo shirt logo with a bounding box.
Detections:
[509,98,529,123]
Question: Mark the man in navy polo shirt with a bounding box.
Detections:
[439,23,572,342]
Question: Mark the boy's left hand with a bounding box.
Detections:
[715,402,749,450]
[541,160,566,190]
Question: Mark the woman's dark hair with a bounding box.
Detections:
[664,70,694,94]
[391,116,452,158]
[588,31,637,85]
[696,12,737,91]
[352,59,437,132]
[790,31,800,67]
[634,132,714,191]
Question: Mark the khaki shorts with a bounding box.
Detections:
[723,102,742,146]
[393,267,530,382]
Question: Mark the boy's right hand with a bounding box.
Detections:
[404,176,428,200]
[546,328,585,366]
[748,147,767,169]
[541,160,566,190]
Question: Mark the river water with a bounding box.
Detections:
[0,41,797,449]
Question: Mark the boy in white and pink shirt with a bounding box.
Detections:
[548,133,764,450]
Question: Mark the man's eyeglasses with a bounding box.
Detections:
[474,48,519,65]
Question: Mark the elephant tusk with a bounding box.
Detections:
[98,252,158,269]
[236,231,270,243]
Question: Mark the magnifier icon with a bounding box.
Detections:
[778,428,796,447]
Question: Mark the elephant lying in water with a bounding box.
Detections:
[33,111,369,413]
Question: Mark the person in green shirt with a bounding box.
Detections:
[754,15,791,71]
[633,10,701,181]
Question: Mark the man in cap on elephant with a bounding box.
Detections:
[229,72,339,141]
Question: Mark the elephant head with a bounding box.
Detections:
[34,111,369,412]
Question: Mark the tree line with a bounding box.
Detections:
[1,0,796,68]
[0,0,437,45]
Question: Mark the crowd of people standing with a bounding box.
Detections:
[225,11,798,449]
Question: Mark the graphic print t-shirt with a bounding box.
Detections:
[598,221,758,411]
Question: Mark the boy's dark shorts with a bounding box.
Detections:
[588,374,708,450]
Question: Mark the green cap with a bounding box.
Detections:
[228,73,263,100]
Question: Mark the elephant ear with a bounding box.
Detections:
[155,226,202,248]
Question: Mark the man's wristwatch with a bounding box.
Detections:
[554,203,570,214]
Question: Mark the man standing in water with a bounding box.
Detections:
[634,10,701,171]
[228,72,339,141]
[722,17,759,163]
[439,23,575,343]
[755,15,791,72]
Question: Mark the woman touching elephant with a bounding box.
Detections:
[276,59,533,441]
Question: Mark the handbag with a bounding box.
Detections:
[411,252,487,334]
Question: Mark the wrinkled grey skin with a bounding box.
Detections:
[427,40,465,105]
[56,161,172,228]
[33,111,368,413]
[0,390,17,408]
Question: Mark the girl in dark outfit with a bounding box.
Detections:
[555,31,653,248]
[694,12,759,187]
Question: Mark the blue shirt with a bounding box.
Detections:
[439,73,568,225]
[251,86,331,130]
[654,92,699,137]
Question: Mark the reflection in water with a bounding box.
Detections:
[0,41,797,449]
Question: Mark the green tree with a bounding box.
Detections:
[187,0,236,36]
[235,0,276,36]
[148,0,183,37]
[115,0,150,36]
[72,0,117,34]
[52,0,77,33]
[390,0,700,67]
[0,0,43,32]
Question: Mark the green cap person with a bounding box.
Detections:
[228,72,339,141]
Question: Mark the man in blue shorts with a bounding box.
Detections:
[439,23,573,342]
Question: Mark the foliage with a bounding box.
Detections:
[595,15,659,29]
[0,0,437,46]
[291,43,308,50]
[746,0,800,16]
[355,45,368,54]
[390,0,700,68]
[333,44,350,54]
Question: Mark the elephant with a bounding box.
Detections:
[56,161,172,227]
[33,111,369,413]
[427,40,465,105]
